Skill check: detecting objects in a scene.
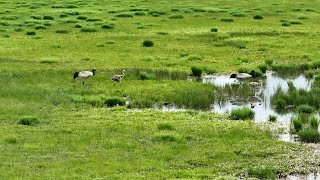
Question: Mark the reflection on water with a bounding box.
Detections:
[203,71,313,124]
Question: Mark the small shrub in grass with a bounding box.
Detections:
[157,123,175,131]
[298,129,320,143]
[31,15,41,20]
[18,116,39,126]
[14,28,24,32]
[56,29,68,34]
[81,27,97,33]
[258,64,267,73]
[105,40,115,44]
[247,166,277,179]
[315,74,320,81]
[43,23,51,26]
[230,107,255,120]
[26,31,36,36]
[168,14,183,19]
[297,104,314,114]
[43,16,54,20]
[86,18,102,22]
[191,66,203,77]
[101,24,114,29]
[221,18,234,22]
[292,118,303,132]
[188,55,203,61]
[115,13,133,18]
[237,67,248,73]
[269,115,277,122]
[105,97,126,107]
[253,15,263,20]
[310,116,319,129]
[210,28,218,32]
[143,40,154,47]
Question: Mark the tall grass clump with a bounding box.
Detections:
[115,13,133,18]
[105,97,126,107]
[152,132,184,143]
[298,129,320,143]
[292,118,303,132]
[157,123,175,131]
[43,16,54,20]
[304,70,314,79]
[265,59,273,66]
[221,18,234,22]
[18,116,40,126]
[191,66,202,77]
[312,60,320,69]
[230,107,254,120]
[56,29,68,34]
[310,116,319,130]
[247,166,277,180]
[297,104,314,114]
[210,28,218,32]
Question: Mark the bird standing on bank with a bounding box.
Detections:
[73,69,96,84]
[112,70,126,85]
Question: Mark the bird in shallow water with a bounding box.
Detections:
[230,73,252,79]
[248,80,263,88]
[112,70,126,85]
[73,69,96,84]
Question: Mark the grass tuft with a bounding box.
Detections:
[18,116,40,126]
[230,107,254,120]
[157,123,175,131]
[298,129,320,143]
[247,166,277,179]
[143,40,154,47]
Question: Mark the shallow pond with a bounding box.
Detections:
[203,71,313,124]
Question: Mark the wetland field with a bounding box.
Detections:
[1,0,320,179]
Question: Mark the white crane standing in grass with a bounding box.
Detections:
[112,70,126,85]
[73,69,96,84]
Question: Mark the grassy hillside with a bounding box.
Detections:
[1,0,320,178]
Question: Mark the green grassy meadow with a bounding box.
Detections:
[1,0,320,178]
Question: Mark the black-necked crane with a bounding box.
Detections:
[73,69,96,84]
[112,70,126,85]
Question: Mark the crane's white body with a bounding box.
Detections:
[74,69,96,84]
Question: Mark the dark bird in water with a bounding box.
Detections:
[112,70,126,85]
[73,69,96,84]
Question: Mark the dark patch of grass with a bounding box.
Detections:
[210,28,218,32]
[271,63,310,75]
[168,14,183,19]
[101,24,114,29]
[25,31,36,36]
[157,123,175,131]
[221,18,234,22]
[39,59,57,64]
[282,22,291,27]
[290,21,302,25]
[191,66,203,77]
[31,15,41,20]
[56,29,68,34]
[187,55,203,61]
[156,32,169,35]
[43,16,54,21]
[298,129,320,143]
[62,11,80,16]
[247,166,277,179]
[143,40,154,47]
[230,12,246,17]
[312,60,320,69]
[14,28,24,32]
[115,13,133,18]
[86,18,102,22]
[135,12,145,16]
[35,25,46,30]
[253,15,263,20]
[230,107,255,120]
[304,70,314,79]
[152,133,184,142]
[138,71,157,80]
[265,59,273,66]
[74,24,82,28]
[18,116,40,126]
[224,40,246,49]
